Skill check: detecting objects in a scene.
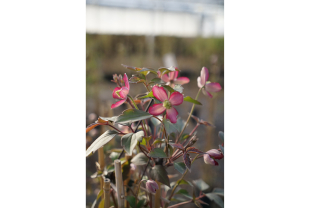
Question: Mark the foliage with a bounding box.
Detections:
[86,65,224,208]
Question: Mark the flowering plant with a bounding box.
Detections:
[86,65,224,208]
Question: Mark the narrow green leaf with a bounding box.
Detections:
[219,144,224,155]
[126,195,136,208]
[176,189,191,199]
[192,179,210,192]
[173,162,186,174]
[131,152,148,166]
[205,193,224,208]
[163,85,176,93]
[115,109,153,124]
[121,131,144,156]
[86,130,118,157]
[99,116,118,122]
[153,139,165,145]
[139,91,154,99]
[150,165,170,187]
[178,179,193,186]
[148,148,168,158]
[184,96,202,105]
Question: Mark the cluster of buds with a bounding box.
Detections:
[203,149,224,166]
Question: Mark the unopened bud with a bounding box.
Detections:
[206,149,223,160]
[145,180,159,194]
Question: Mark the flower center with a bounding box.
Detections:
[163,100,172,109]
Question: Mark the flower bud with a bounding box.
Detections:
[206,149,224,160]
[145,180,159,194]
[203,154,218,166]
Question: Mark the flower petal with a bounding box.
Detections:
[203,90,213,98]
[169,71,178,80]
[149,104,166,116]
[205,82,221,92]
[206,149,223,159]
[111,99,126,109]
[119,87,129,98]
[112,87,122,99]
[197,77,204,88]
[200,67,209,85]
[174,77,190,85]
[169,92,183,106]
[152,86,168,101]
[123,73,130,90]
[203,154,218,165]
[166,107,178,123]
[161,74,170,83]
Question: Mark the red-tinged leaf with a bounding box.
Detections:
[183,153,191,172]
[186,147,205,155]
[121,64,142,71]
[169,143,184,151]
[86,123,100,133]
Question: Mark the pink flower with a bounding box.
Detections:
[111,73,130,109]
[149,86,183,123]
[145,180,159,194]
[197,67,221,98]
[159,70,190,86]
[203,149,223,166]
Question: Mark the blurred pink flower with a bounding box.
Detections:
[111,73,130,109]
[159,70,189,86]
[145,180,159,194]
[197,67,221,98]
[149,86,183,123]
[203,149,224,166]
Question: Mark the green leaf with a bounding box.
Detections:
[139,91,154,99]
[86,130,118,157]
[184,96,202,105]
[173,162,186,174]
[219,144,224,155]
[218,131,224,142]
[121,131,144,156]
[106,164,115,173]
[180,134,190,142]
[176,189,191,199]
[152,138,164,145]
[163,85,176,93]
[136,199,145,208]
[163,118,179,135]
[126,195,136,208]
[98,116,118,122]
[129,76,145,84]
[115,109,153,125]
[192,179,210,192]
[178,179,193,186]
[212,188,224,197]
[149,78,164,84]
[91,190,103,208]
[148,148,168,158]
[131,152,148,166]
[150,116,162,126]
[150,165,170,187]
[205,193,224,208]
[138,67,158,75]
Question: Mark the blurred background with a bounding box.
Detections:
[86,0,224,207]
